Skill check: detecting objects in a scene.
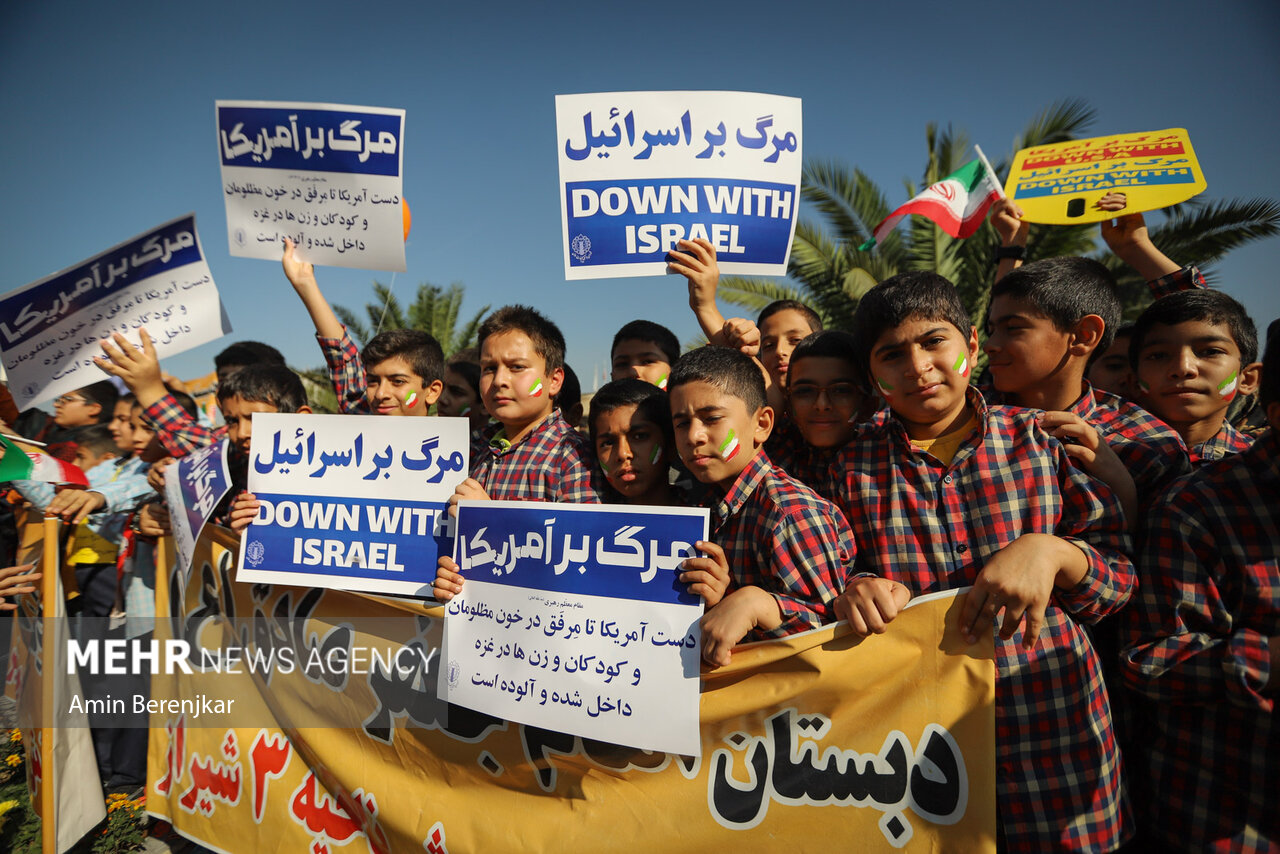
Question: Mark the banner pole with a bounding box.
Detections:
[40,517,59,854]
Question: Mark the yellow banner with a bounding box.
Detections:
[140,524,996,852]
[1004,127,1206,224]
[5,513,106,853]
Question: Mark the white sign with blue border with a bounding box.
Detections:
[237,413,468,597]
[164,439,232,587]
[556,90,802,280]
[216,100,407,271]
[441,499,709,755]
[0,213,229,409]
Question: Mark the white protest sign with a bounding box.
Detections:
[216,100,407,271]
[237,413,468,597]
[0,214,229,410]
[441,500,708,756]
[163,440,232,588]
[556,90,802,280]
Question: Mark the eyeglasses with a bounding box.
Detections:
[789,383,861,407]
[53,395,88,407]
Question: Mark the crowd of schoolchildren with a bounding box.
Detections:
[0,194,1276,852]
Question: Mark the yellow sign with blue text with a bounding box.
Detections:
[1004,128,1206,224]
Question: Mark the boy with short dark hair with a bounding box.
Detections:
[1119,327,1279,851]
[281,239,445,417]
[454,305,600,504]
[1129,289,1261,465]
[831,271,1135,852]
[983,254,1188,505]
[769,330,869,495]
[667,346,852,667]
[610,319,680,389]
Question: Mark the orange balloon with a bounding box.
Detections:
[402,198,412,241]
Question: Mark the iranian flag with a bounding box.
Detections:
[859,155,1004,250]
[0,434,89,486]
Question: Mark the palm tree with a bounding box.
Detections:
[333,281,490,357]
[721,99,1280,327]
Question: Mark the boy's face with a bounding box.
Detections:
[366,356,441,417]
[593,403,668,501]
[1134,319,1257,429]
[222,394,280,458]
[480,330,562,429]
[53,392,101,429]
[760,309,815,387]
[437,365,485,427]
[1087,334,1134,399]
[610,339,672,389]
[983,295,1073,397]
[868,318,978,439]
[129,406,162,462]
[74,446,115,473]
[787,356,863,449]
[670,379,772,490]
[109,400,135,453]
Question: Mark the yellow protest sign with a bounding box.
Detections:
[143,524,996,853]
[1004,128,1206,224]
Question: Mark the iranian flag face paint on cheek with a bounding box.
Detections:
[876,378,894,397]
[1217,372,1238,401]
[650,445,662,466]
[1138,379,1151,394]
[528,379,544,397]
[404,391,419,409]
[718,430,740,461]
[657,375,668,391]
[953,353,971,378]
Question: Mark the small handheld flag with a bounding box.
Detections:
[0,435,89,486]
[859,151,1004,251]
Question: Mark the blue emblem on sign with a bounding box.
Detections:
[245,539,265,567]
[570,234,592,262]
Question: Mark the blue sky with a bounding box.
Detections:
[3,0,1277,393]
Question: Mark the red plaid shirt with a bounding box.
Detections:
[830,390,1134,852]
[472,410,601,504]
[1076,384,1192,496]
[710,449,852,639]
[142,393,226,458]
[316,326,373,414]
[1121,429,1279,851]
[1190,421,1255,467]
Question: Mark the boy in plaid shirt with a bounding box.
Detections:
[667,346,852,667]
[281,238,445,417]
[432,306,601,601]
[830,272,1135,852]
[1119,329,1279,852]
[1129,289,1262,465]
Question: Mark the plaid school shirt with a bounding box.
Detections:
[143,393,226,458]
[710,449,852,639]
[1190,420,1255,466]
[317,326,373,414]
[1120,429,1279,851]
[1076,383,1192,497]
[471,410,602,504]
[830,389,1135,852]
